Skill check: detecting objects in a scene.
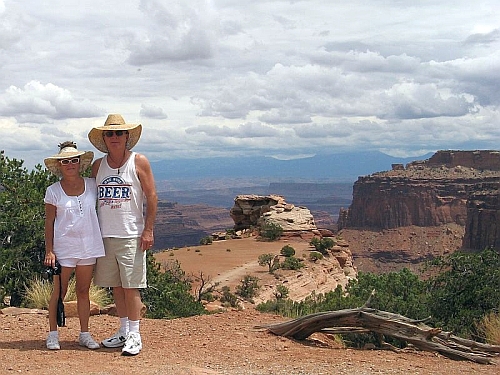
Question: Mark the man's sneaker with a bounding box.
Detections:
[101,330,127,348]
[79,333,100,349]
[46,334,60,350]
[121,332,142,356]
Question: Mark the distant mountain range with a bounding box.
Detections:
[150,151,433,182]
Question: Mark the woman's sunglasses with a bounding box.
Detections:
[59,158,80,165]
[103,130,129,137]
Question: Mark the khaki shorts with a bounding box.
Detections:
[94,237,147,289]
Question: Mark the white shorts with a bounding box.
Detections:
[57,257,97,267]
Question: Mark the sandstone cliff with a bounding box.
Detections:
[462,182,500,251]
[339,150,500,232]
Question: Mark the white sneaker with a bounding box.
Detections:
[101,330,127,348]
[46,334,60,350]
[79,333,100,349]
[121,332,142,356]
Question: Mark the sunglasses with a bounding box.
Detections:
[60,158,80,165]
[103,130,129,137]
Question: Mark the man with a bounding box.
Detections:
[88,114,157,356]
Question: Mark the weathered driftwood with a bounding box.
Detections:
[258,307,500,364]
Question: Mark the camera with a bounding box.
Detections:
[42,261,61,279]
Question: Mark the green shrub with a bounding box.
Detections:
[258,253,280,273]
[309,237,335,255]
[309,251,324,262]
[0,153,56,306]
[257,268,431,347]
[142,254,205,319]
[274,284,289,300]
[220,286,240,308]
[199,236,213,245]
[426,248,500,338]
[259,222,283,241]
[280,245,295,257]
[280,256,304,270]
[236,275,260,300]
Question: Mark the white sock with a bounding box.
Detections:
[120,317,129,334]
[79,331,90,337]
[48,330,58,337]
[129,320,140,333]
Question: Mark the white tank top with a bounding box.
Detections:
[96,152,144,238]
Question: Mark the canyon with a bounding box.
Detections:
[153,150,500,275]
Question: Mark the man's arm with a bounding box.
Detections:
[136,153,158,251]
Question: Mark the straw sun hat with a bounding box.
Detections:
[88,114,142,153]
[44,141,94,177]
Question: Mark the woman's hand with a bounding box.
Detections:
[44,251,56,268]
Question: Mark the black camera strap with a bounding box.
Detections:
[56,274,65,327]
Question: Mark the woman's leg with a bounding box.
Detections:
[48,267,73,331]
[74,264,94,332]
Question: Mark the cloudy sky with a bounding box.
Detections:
[1,0,499,169]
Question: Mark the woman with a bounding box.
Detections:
[43,141,105,350]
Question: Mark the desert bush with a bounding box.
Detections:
[24,276,111,309]
[23,277,53,309]
[258,253,280,273]
[426,248,500,338]
[476,310,500,345]
[192,271,220,303]
[259,252,500,343]
[0,152,57,306]
[220,286,240,308]
[280,245,295,257]
[142,253,206,319]
[309,237,335,255]
[274,284,289,300]
[236,275,260,300]
[280,256,304,270]
[259,222,283,241]
[309,251,324,262]
[199,236,213,245]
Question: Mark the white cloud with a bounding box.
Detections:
[0,0,499,169]
[140,104,168,119]
[0,81,103,122]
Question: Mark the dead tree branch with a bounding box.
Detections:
[257,307,500,364]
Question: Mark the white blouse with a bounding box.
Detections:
[44,177,105,260]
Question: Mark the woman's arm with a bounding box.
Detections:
[44,203,57,267]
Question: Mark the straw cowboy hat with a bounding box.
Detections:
[44,141,94,177]
[88,114,142,153]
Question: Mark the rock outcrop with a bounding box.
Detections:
[230,194,282,230]
[230,194,317,232]
[339,150,500,231]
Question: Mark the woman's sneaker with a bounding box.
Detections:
[121,332,142,356]
[101,330,127,348]
[79,333,100,349]
[46,334,60,350]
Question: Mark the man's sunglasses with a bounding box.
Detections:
[59,158,80,165]
[103,130,129,137]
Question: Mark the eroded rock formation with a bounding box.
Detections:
[230,194,317,232]
[339,150,500,232]
[462,182,500,251]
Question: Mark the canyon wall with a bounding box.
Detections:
[462,182,500,251]
[339,151,500,252]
